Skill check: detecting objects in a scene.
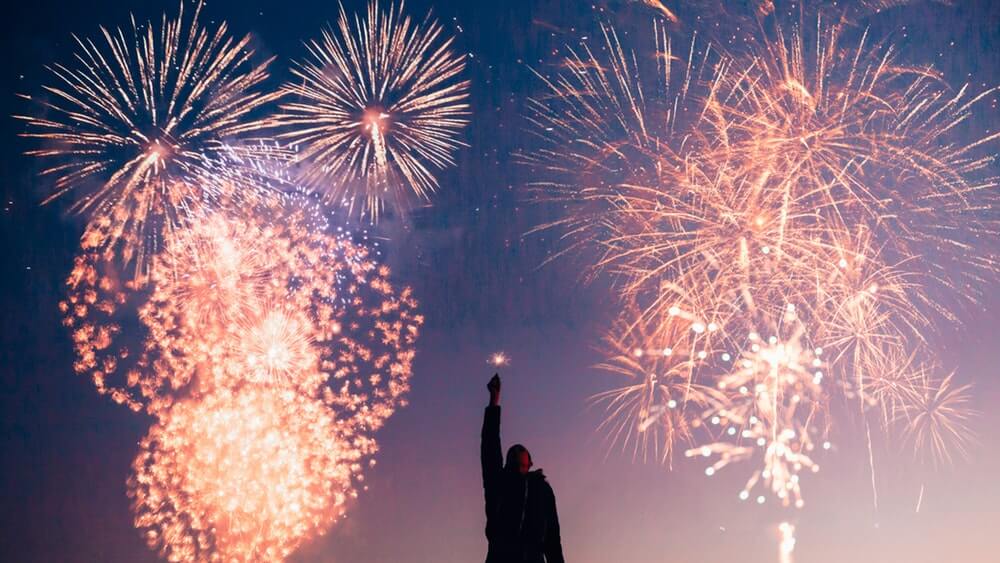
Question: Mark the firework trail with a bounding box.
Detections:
[778,521,796,563]
[17,1,280,277]
[271,0,470,220]
[129,387,364,562]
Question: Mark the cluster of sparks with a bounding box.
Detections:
[18,1,457,560]
[129,387,362,562]
[528,3,993,555]
[489,351,511,367]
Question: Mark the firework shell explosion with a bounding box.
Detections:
[16,1,282,277]
[128,386,363,562]
[592,299,726,467]
[60,193,421,561]
[61,198,423,430]
[272,0,470,220]
[528,12,993,511]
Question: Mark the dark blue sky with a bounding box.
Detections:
[3,1,1000,561]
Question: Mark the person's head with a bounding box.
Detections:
[505,444,532,475]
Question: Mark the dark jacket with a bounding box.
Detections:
[481,406,565,563]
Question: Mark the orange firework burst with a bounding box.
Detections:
[236,304,319,387]
[528,17,999,312]
[689,310,829,509]
[702,20,1000,313]
[898,370,978,468]
[531,15,989,512]
[522,20,701,267]
[272,0,470,220]
[593,299,725,466]
[129,387,364,562]
[61,196,423,423]
[63,190,421,559]
[16,1,279,276]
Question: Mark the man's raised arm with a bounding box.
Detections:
[481,374,503,490]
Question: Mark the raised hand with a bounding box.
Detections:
[488,373,501,406]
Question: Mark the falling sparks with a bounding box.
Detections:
[271,0,470,220]
[593,301,724,467]
[899,371,978,468]
[689,318,826,509]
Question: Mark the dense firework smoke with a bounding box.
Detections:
[17,1,279,277]
[129,387,363,562]
[272,0,470,220]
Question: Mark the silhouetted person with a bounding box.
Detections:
[481,374,565,563]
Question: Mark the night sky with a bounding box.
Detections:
[3,1,1000,562]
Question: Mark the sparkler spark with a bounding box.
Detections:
[17,1,279,276]
[489,352,510,367]
[272,0,470,220]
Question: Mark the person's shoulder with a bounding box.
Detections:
[528,469,552,488]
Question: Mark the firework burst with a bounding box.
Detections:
[129,387,364,562]
[529,12,989,551]
[898,370,977,468]
[593,300,725,466]
[689,311,829,509]
[528,15,999,316]
[61,196,423,423]
[16,1,279,276]
[272,0,470,220]
[701,19,1000,313]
